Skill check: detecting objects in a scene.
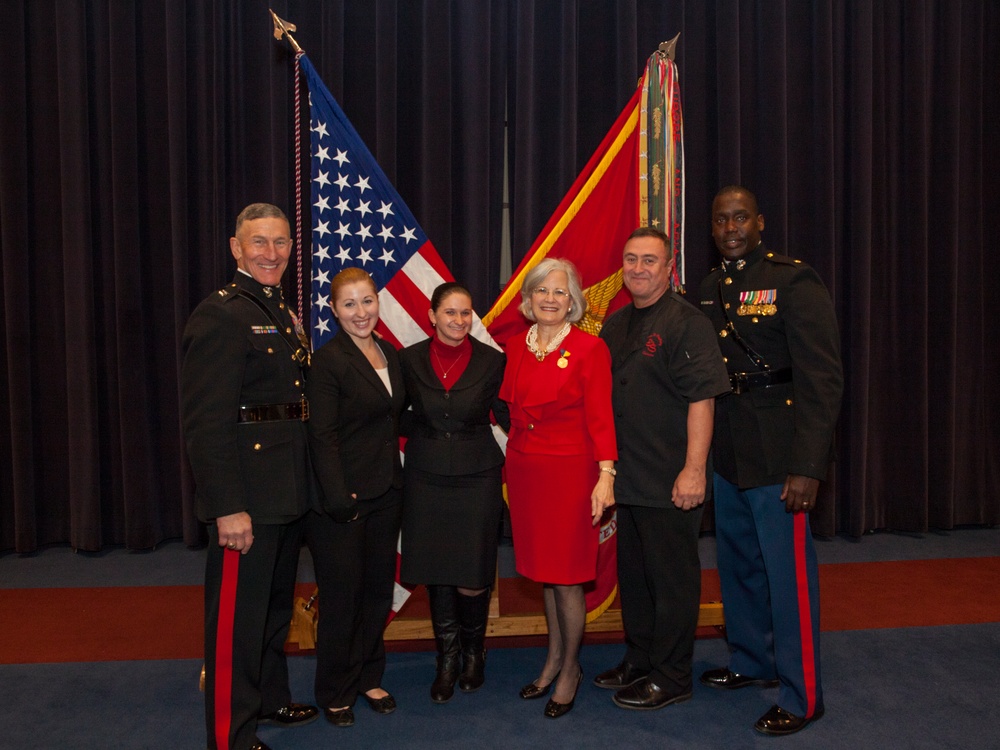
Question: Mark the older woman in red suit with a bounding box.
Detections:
[500,257,617,719]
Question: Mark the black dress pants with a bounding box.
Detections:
[616,502,703,694]
[306,488,402,707]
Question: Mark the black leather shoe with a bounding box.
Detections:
[323,707,355,727]
[519,671,559,700]
[593,661,649,690]
[700,667,779,690]
[612,677,692,711]
[754,704,824,735]
[543,669,583,719]
[258,703,319,727]
[363,692,397,714]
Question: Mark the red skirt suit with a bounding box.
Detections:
[500,326,618,584]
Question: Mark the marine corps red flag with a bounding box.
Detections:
[484,43,686,621]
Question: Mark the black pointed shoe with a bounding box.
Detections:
[699,667,779,690]
[593,661,650,690]
[520,671,559,700]
[257,703,319,727]
[754,704,824,735]
[611,678,692,711]
[543,669,583,719]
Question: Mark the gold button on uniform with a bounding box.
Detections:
[267,347,274,354]
[724,277,733,285]
[752,317,759,323]
[720,330,728,338]
[254,443,262,451]
[786,399,793,406]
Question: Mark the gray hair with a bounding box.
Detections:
[518,257,587,324]
[234,203,288,235]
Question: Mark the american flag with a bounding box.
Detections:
[299,54,499,621]
[301,54,467,351]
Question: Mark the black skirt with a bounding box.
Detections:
[400,464,503,588]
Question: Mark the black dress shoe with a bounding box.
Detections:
[754,704,824,735]
[323,707,355,727]
[699,667,780,690]
[519,670,559,700]
[593,661,649,690]
[363,692,397,714]
[543,669,583,718]
[612,677,692,711]
[258,703,319,727]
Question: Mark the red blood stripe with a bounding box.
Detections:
[214,548,240,750]
[793,513,818,717]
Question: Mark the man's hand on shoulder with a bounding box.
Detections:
[216,511,254,554]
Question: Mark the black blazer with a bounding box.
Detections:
[306,329,405,521]
[399,336,509,477]
[181,273,314,525]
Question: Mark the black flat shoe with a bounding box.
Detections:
[520,670,559,700]
[699,667,779,690]
[593,661,649,690]
[754,704,824,735]
[543,669,583,719]
[323,707,354,727]
[258,703,319,727]
[612,677,692,710]
[363,692,397,714]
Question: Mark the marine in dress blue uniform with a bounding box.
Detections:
[697,187,843,736]
[181,204,318,750]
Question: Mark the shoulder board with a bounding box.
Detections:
[216,283,241,302]
[763,251,804,267]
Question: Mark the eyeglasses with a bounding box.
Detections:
[531,287,570,299]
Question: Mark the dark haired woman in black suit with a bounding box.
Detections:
[399,282,509,703]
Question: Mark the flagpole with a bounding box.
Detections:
[271,10,309,334]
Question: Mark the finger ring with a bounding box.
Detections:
[227,541,236,549]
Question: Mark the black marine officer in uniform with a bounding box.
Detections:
[697,186,843,736]
[181,203,318,750]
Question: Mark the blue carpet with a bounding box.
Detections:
[3,623,997,749]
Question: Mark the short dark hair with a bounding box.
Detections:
[626,226,671,251]
[430,282,473,312]
[234,203,288,235]
[714,185,760,215]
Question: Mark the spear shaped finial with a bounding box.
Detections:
[658,33,680,61]
[271,9,303,54]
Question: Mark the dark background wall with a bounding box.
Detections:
[1,0,997,553]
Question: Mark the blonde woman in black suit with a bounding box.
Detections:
[399,282,510,703]
[305,267,405,728]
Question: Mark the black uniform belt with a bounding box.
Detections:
[238,398,309,423]
[729,368,792,395]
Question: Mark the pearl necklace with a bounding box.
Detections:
[526,322,571,362]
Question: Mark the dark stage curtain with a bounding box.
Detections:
[1,1,997,553]
[504,1,1000,537]
[0,0,506,552]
